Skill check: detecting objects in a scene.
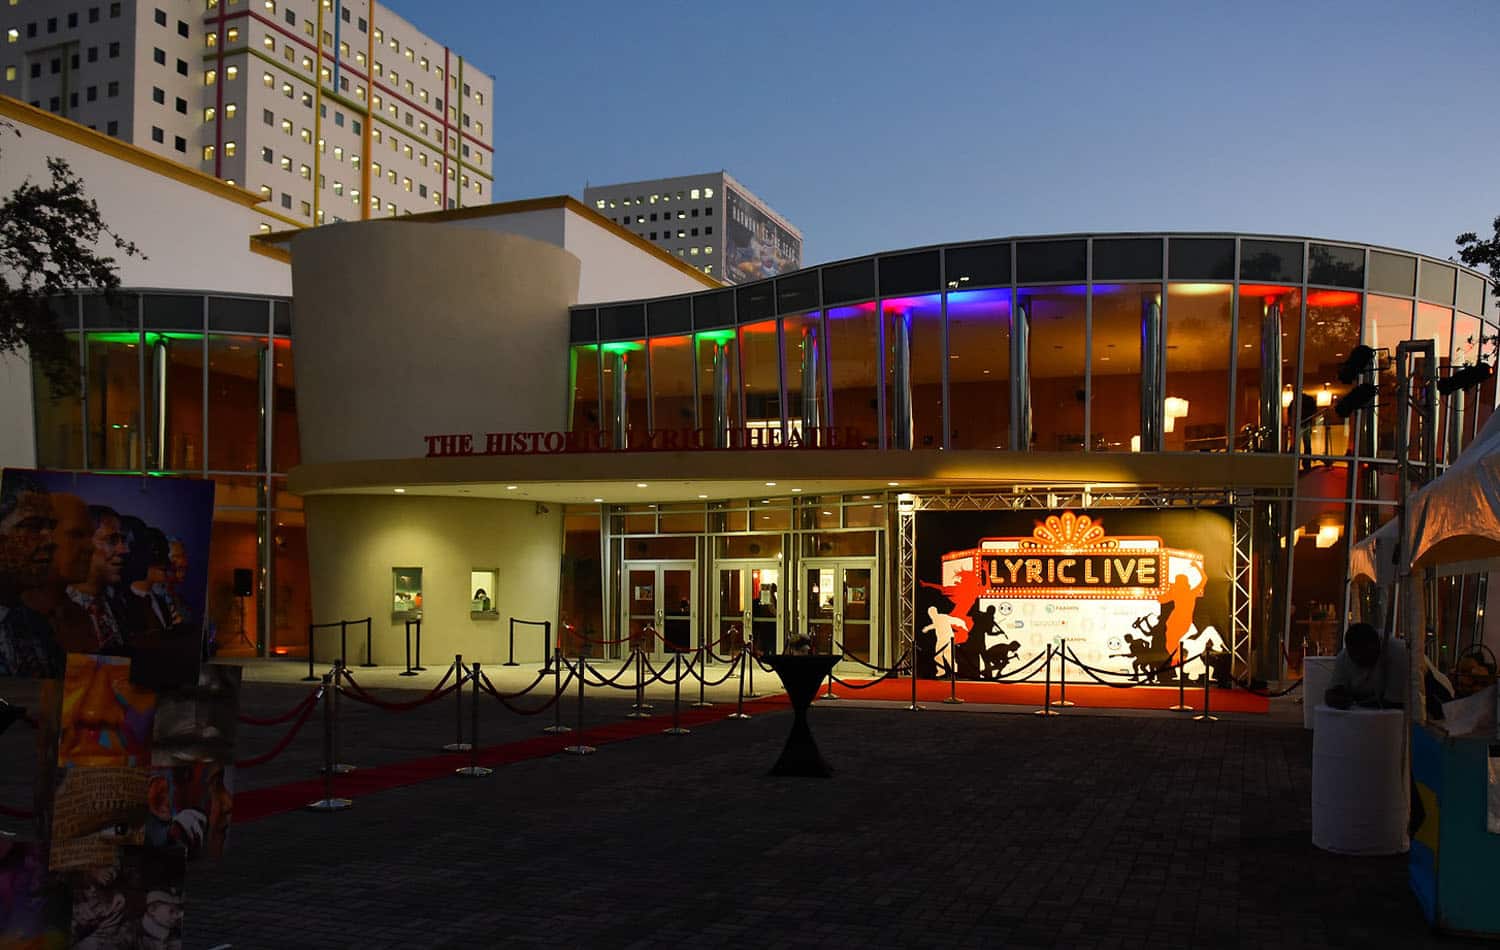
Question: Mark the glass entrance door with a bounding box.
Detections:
[623,561,696,657]
[715,562,782,657]
[803,560,877,661]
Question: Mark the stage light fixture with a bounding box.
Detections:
[1336,345,1376,384]
[1436,361,1493,395]
[1334,382,1377,419]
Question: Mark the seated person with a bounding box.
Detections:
[1325,622,1405,709]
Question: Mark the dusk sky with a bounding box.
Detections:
[385,0,1500,269]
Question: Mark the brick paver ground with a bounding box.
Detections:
[1,660,1480,949]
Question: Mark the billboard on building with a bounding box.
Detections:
[914,508,1234,683]
[724,186,801,284]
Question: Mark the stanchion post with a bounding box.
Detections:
[943,651,964,704]
[543,648,572,734]
[1034,645,1059,717]
[727,647,750,720]
[664,652,690,736]
[504,618,519,667]
[303,624,317,682]
[627,635,652,718]
[326,659,356,774]
[338,620,348,667]
[691,649,712,708]
[564,651,596,754]
[442,655,471,752]
[399,620,417,677]
[456,661,492,777]
[412,618,425,671]
[1193,651,1218,722]
[1055,641,1074,708]
[745,632,759,698]
[820,653,839,702]
[360,618,376,668]
[1169,648,1193,712]
[541,621,553,674]
[306,674,351,811]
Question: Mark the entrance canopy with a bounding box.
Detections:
[287,448,1296,503]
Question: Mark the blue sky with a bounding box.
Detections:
[385,0,1499,269]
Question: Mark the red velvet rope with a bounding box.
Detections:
[237,687,321,726]
[235,691,320,769]
[337,674,464,711]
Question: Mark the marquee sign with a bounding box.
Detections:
[916,509,1232,684]
[423,425,865,457]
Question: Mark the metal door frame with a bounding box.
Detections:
[620,560,697,658]
[800,557,881,664]
[713,559,784,657]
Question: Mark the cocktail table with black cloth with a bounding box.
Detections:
[763,654,839,777]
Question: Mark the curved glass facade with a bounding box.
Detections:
[29,290,308,659]
[569,234,1498,673]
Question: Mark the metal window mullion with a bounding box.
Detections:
[875,257,886,450]
[776,314,788,442]
[940,252,951,450]
[76,295,88,469]
[201,296,210,472]
[135,294,145,473]
[1084,239,1093,452]
[1010,242,1021,451]
[1227,237,1241,448]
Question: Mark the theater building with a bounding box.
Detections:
[281,225,1498,680]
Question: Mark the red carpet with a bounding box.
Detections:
[235,677,1264,824]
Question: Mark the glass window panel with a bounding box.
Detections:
[716,533,781,558]
[749,503,791,531]
[947,288,1010,450]
[826,303,879,446]
[569,345,601,433]
[1021,287,1086,451]
[1300,291,1362,459]
[1240,240,1303,284]
[208,296,268,333]
[782,311,823,439]
[775,271,819,315]
[1364,294,1412,459]
[270,502,309,656]
[840,505,885,531]
[157,334,203,471]
[695,331,739,435]
[1090,284,1155,451]
[1168,238,1235,280]
[692,289,735,329]
[1414,302,1454,457]
[1165,283,1232,451]
[736,281,774,324]
[1016,240,1086,284]
[822,259,875,305]
[272,341,298,471]
[273,301,291,336]
[598,304,645,340]
[33,332,85,468]
[739,320,781,435]
[85,332,141,469]
[1092,238,1162,281]
[878,250,940,296]
[1418,260,1456,305]
[945,243,1010,289]
[646,297,691,336]
[569,309,597,343]
[649,335,695,431]
[82,292,137,329]
[1288,497,1350,656]
[1453,313,1484,451]
[658,503,705,533]
[802,529,878,555]
[1308,244,1364,289]
[882,294,943,448]
[206,497,262,657]
[1477,321,1498,438]
[1233,286,1300,452]
[559,506,603,654]
[1368,251,1416,297]
[143,293,203,330]
[206,336,265,472]
[1457,273,1486,317]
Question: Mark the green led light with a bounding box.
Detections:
[694,329,736,344]
[600,341,644,354]
[87,332,208,345]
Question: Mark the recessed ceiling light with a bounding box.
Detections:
[765,481,776,487]
[592,497,603,503]
[760,498,769,503]
[505,485,518,490]
[822,511,832,516]
[888,482,899,487]
[791,487,802,493]
[636,483,648,488]
[393,488,406,493]
[697,493,708,499]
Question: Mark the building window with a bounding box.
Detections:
[282,82,293,98]
[178,20,189,38]
[264,34,275,50]
[110,3,121,17]
[202,145,215,161]
[261,146,273,163]
[151,126,164,143]
[2,66,13,82]
[174,136,186,152]
[282,193,292,209]
[224,141,237,157]
[106,80,119,97]
[153,46,166,65]
[152,86,166,104]
[87,46,98,62]
[205,69,217,85]
[264,72,274,87]
[106,120,118,136]
[178,98,189,114]
[205,32,217,48]
[299,164,310,179]
[224,103,236,118]
[705,226,713,236]
[280,156,291,170]
[262,108,273,125]
[226,27,239,42]
[333,181,343,195]
[28,63,39,79]
[280,118,292,134]
[86,86,97,101]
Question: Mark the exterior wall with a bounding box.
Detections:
[562,209,718,304]
[304,494,562,666]
[288,220,581,466]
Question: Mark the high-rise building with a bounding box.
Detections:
[0,0,494,226]
[584,171,801,284]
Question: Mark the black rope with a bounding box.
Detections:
[638,653,683,686]
[581,655,642,688]
[685,652,743,687]
[830,648,912,689]
[833,642,905,674]
[481,667,573,715]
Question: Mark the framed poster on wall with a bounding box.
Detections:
[392,567,422,618]
[470,568,498,619]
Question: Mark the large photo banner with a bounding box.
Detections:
[1,469,215,688]
[914,508,1233,684]
[725,186,801,284]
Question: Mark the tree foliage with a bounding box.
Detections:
[1456,216,1500,297]
[0,125,142,393]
